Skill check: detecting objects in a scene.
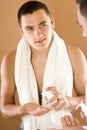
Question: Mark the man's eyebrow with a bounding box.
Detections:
[39,21,47,25]
[24,25,33,30]
[24,21,48,30]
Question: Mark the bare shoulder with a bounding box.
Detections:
[1,50,16,76]
[1,50,16,67]
[66,45,87,65]
[67,45,85,58]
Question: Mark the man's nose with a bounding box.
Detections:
[34,27,43,38]
[82,30,87,38]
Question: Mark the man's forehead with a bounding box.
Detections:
[21,11,50,27]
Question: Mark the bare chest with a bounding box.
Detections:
[31,57,47,103]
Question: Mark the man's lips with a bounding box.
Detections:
[35,38,46,45]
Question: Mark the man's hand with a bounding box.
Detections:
[45,87,70,111]
[23,102,49,116]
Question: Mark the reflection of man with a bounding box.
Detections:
[0,1,87,130]
[61,0,87,130]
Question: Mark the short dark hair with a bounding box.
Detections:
[18,0,51,26]
[76,0,87,18]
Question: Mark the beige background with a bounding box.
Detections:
[0,0,87,129]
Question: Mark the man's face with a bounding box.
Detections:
[77,4,87,37]
[20,9,55,51]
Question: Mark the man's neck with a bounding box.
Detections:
[30,44,51,58]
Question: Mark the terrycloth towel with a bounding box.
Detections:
[15,31,73,130]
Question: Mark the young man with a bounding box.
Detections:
[0,1,87,130]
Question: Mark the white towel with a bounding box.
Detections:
[15,31,73,130]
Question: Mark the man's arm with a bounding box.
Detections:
[0,51,24,119]
[67,45,87,109]
[0,51,48,119]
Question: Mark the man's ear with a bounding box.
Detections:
[19,27,24,37]
[50,16,55,29]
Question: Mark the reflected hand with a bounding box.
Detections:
[61,115,84,130]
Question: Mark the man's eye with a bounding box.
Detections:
[42,23,46,27]
[40,23,48,28]
[26,27,33,32]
